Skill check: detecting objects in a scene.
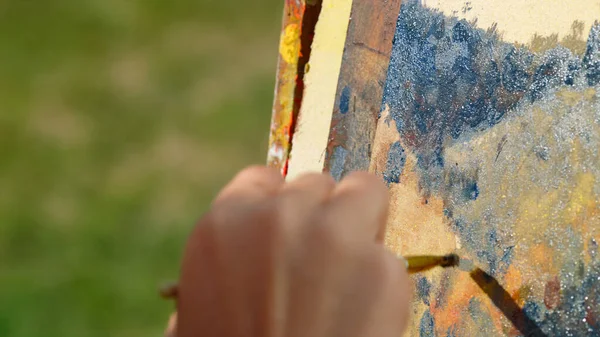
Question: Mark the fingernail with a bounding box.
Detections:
[396,253,409,269]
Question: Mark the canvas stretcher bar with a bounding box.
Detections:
[322,0,403,181]
[267,0,321,175]
[269,0,403,181]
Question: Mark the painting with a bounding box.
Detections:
[269,0,600,335]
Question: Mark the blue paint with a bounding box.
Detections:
[381,3,600,189]
[468,297,482,318]
[443,208,452,217]
[383,141,406,185]
[535,145,550,161]
[419,309,435,337]
[452,55,478,86]
[477,249,497,276]
[498,245,514,274]
[417,277,432,306]
[464,181,479,200]
[529,53,561,101]
[451,218,470,244]
[501,48,533,93]
[590,239,598,259]
[467,297,498,332]
[329,146,348,182]
[445,326,458,337]
[339,86,351,114]
[583,24,600,86]
[434,147,445,167]
[523,301,542,322]
[565,60,580,85]
[451,20,472,43]
[541,260,600,334]
[485,228,499,275]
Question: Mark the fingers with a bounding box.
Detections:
[281,172,336,201]
[278,173,336,231]
[321,171,390,243]
[164,313,177,337]
[213,166,284,206]
[375,249,411,336]
[327,245,410,337]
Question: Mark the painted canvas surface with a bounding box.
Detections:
[367,2,600,336]
[273,0,600,335]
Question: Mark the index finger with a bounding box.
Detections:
[213,166,284,205]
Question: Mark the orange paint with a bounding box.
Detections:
[528,244,557,275]
[503,264,524,295]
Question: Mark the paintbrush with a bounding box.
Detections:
[159,256,548,336]
[159,253,467,300]
[402,253,465,274]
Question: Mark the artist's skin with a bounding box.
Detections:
[166,166,411,337]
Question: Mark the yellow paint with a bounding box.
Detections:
[286,0,353,180]
[565,171,596,224]
[557,88,598,106]
[279,24,301,65]
[278,78,295,110]
[584,88,597,101]
[424,0,600,45]
[369,106,458,256]
[503,264,524,295]
[373,106,463,337]
[433,84,600,335]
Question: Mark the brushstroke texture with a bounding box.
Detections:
[380,2,600,336]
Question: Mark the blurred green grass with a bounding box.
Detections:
[0,1,284,336]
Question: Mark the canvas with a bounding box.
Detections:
[268,1,600,335]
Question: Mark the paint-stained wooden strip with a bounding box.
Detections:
[267,0,321,175]
[285,0,354,180]
[323,0,402,181]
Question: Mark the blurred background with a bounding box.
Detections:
[0,0,283,336]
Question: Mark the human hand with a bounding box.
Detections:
[167,166,411,337]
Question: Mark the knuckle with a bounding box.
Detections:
[318,173,337,188]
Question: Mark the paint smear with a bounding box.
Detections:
[279,23,301,65]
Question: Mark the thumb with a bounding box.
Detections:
[164,312,177,337]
